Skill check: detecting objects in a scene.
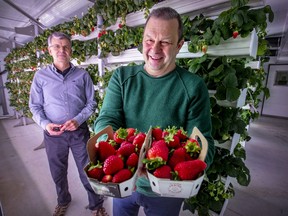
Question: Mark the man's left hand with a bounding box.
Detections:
[61,119,79,131]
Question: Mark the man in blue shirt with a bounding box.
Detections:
[29,32,107,216]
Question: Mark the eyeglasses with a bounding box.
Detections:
[49,44,71,51]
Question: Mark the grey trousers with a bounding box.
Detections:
[44,123,103,210]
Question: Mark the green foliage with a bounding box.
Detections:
[183,180,235,215]
[184,144,250,215]
[185,1,274,53]
[98,25,143,58]
[72,39,98,64]
[5,71,34,117]
[210,99,248,142]
[93,0,161,27]
[207,145,250,186]
[177,56,256,102]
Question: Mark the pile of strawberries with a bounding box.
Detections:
[143,126,207,181]
[87,127,146,183]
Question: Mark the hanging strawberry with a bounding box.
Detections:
[201,45,208,54]
[232,30,239,39]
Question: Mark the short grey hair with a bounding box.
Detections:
[47,32,71,47]
[144,7,183,42]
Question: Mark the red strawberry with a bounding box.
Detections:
[152,127,163,141]
[133,132,146,153]
[118,23,123,28]
[114,128,128,144]
[232,30,239,39]
[162,130,169,139]
[116,142,135,157]
[164,134,180,149]
[126,128,136,140]
[126,152,139,168]
[87,162,104,181]
[95,141,116,162]
[98,30,107,38]
[176,127,188,141]
[174,159,207,180]
[101,174,112,183]
[151,139,166,148]
[127,135,136,143]
[184,152,194,161]
[103,155,124,175]
[91,26,95,32]
[183,138,201,159]
[168,147,186,169]
[120,140,133,147]
[112,169,133,183]
[153,165,172,179]
[143,141,169,170]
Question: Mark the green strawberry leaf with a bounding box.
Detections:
[226,87,240,101]
[209,64,224,77]
[203,27,213,41]
[223,72,238,88]
[237,171,250,186]
[231,119,247,134]
[211,29,221,45]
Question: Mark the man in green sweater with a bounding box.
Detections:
[94,7,215,216]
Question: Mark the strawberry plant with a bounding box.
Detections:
[207,144,250,186]
[185,0,274,53]
[98,25,143,58]
[177,55,256,102]
[210,97,248,143]
[5,70,34,118]
[93,0,161,27]
[184,144,249,215]
[183,179,235,215]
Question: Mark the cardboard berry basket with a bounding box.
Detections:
[146,126,208,198]
[84,125,152,198]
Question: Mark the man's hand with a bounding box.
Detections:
[61,119,79,131]
[46,123,64,136]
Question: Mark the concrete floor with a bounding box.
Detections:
[0,115,288,216]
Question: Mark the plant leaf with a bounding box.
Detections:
[226,87,240,101]
[209,64,224,77]
[223,73,238,88]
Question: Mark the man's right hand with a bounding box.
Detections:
[46,123,64,135]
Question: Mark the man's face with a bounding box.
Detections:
[142,17,184,76]
[48,37,72,64]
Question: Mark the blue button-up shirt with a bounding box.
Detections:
[29,64,96,130]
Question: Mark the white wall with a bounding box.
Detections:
[261,63,288,118]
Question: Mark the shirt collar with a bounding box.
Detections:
[53,63,72,77]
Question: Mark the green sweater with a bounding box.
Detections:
[94,64,215,197]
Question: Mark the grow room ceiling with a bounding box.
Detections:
[0,0,287,62]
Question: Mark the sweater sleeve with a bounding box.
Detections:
[186,78,215,169]
[94,68,125,133]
